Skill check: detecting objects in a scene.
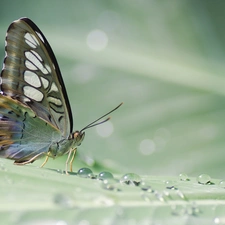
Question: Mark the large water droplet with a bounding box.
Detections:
[197,174,211,184]
[120,173,141,186]
[77,168,95,178]
[98,171,114,180]
[219,180,225,188]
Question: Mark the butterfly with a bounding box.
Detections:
[0,17,122,174]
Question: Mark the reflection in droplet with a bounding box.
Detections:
[120,173,141,186]
[77,168,95,178]
[139,139,155,155]
[96,121,114,138]
[179,173,190,181]
[86,30,108,51]
[98,171,114,180]
[197,174,211,184]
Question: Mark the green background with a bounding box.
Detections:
[1,1,225,224]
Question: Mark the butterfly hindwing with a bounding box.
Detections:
[1,18,73,137]
[0,95,61,163]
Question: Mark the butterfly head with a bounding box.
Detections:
[70,130,85,147]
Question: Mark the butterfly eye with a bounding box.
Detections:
[71,131,85,146]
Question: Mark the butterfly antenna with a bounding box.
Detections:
[80,102,123,132]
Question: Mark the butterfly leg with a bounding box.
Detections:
[40,152,50,168]
[69,148,77,172]
[65,148,77,174]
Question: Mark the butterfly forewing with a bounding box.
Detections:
[1,18,73,137]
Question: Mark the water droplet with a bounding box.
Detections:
[179,173,190,181]
[197,174,211,184]
[77,168,95,178]
[54,193,74,208]
[165,180,178,190]
[98,171,114,180]
[101,178,121,191]
[219,180,225,188]
[140,182,153,192]
[120,173,141,186]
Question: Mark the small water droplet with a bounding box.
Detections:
[54,193,74,208]
[179,173,190,181]
[197,174,211,184]
[120,173,141,186]
[219,180,225,188]
[101,178,121,191]
[77,168,95,178]
[140,182,153,192]
[98,171,114,180]
[165,180,178,189]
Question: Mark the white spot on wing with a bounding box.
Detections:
[25,60,37,70]
[25,51,48,74]
[44,64,51,73]
[24,71,41,88]
[49,82,59,93]
[47,96,62,106]
[40,77,49,89]
[23,86,44,102]
[36,31,44,43]
[24,33,38,48]
[30,50,42,62]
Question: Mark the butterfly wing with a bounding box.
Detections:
[0,95,61,163]
[1,17,73,138]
